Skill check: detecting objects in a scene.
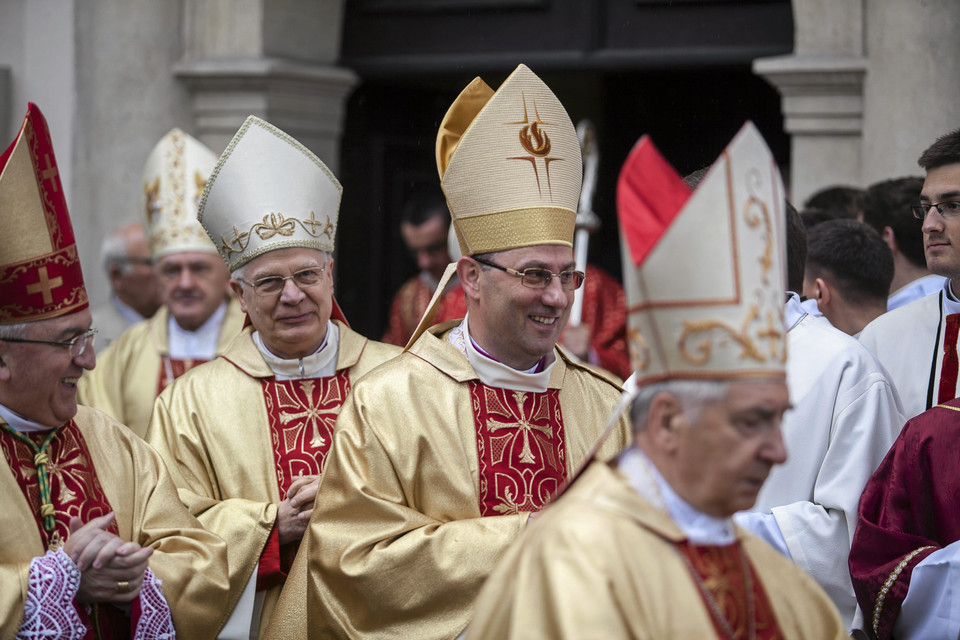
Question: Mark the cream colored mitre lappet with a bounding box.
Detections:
[617,122,787,385]
[198,116,342,272]
[437,63,582,256]
[142,128,220,258]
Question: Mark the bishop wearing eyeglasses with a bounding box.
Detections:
[294,64,631,640]
[144,116,400,639]
[0,104,230,639]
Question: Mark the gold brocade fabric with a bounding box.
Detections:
[0,406,229,640]
[147,322,400,640]
[469,461,848,640]
[77,297,245,438]
[297,322,631,640]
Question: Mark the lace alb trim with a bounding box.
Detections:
[18,549,86,640]
[134,568,175,640]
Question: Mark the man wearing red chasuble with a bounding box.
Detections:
[469,124,847,638]
[296,64,632,640]
[849,131,960,640]
[0,104,229,640]
[146,115,400,640]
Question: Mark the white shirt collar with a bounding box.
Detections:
[0,402,56,433]
[784,292,808,332]
[943,279,960,315]
[253,321,338,380]
[167,300,228,359]
[619,446,736,545]
[112,296,145,325]
[449,314,556,393]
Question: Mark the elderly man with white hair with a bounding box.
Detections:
[145,116,400,639]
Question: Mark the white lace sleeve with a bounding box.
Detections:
[17,549,87,640]
[133,567,175,640]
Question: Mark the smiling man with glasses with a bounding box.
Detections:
[145,115,400,639]
[296,64,631,640]
[0,103,229,640]
[78,129,246,438]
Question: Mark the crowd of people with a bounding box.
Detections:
[2,62,959,639]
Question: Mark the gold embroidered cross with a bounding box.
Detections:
[26,267,63,305]
[278,380,335,449]
[41,154,59,193]
[487,390,553,465]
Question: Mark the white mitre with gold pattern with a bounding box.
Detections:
[617,122,787,385]
[437,63,581,256]
[198,116,341,272]
[142,128,219,258]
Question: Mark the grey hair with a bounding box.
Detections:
[100,229,133,275]
[630,379,729,431]
[0,322,31,341]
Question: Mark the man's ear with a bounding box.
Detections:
[229,280,248,313]
[457,257,482,303]
[645,392,684,453]
[882,226,898,254]
[815,277,832,308]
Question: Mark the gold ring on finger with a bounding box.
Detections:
[116,580,130,593]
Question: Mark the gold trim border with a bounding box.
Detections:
[454,206,575,256]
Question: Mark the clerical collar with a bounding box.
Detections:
[783,292,808,332]
[619,447,736,545]
[112,295,145,325]
[0,402,56,433]
[168,299,228,359]
[253,321,338,380]
[449,314,555,393]
[943,279,960,315]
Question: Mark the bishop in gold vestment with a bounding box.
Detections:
[469,459,846,639]
[78,298,244,437]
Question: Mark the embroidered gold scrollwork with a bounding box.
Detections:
[742,168,773,284]
[255,213,297,239]
[627,327,651,372]
[678,305,765,365]
[220,225,251,259]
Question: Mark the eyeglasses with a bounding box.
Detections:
[117,257,154,267]
[0,327,98,358]
[237,266,327,297]
[912,201,960,220]
[158,262,215,280]
[473,257,585,291]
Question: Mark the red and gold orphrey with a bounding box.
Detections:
[676,541,784,640]
[0,420,119,551]
[157,357,210,396]
[0,103,88,324]
[471,382,567,515]
[262,371,350,495]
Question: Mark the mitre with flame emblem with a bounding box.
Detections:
[142,128,220,259]
[198,116,342,273]
[0,103,88,323]
[436,63,581,256]
[617,122,787,385]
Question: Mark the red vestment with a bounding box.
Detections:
[848,398,960,639]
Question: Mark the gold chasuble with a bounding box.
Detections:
[147,321,400,639]
[78,298,245,438]
[0,406,229,640]
[470,461,847,639]
[299,321,630,640]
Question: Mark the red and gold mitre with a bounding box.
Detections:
[142,128,219,259]
[0,103,88,324]
[617,122,787,385]
[436,64,581,256]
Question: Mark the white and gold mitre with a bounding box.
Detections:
[617,122,787,385]
[198,116,342,272]
[142,128,219,258]
[436,64,581,256]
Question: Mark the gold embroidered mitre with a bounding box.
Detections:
[198,116,342,272]
[142,128,219,258]
[617,122,787,385]
[437,64,580,256]
[0,103,88,324]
